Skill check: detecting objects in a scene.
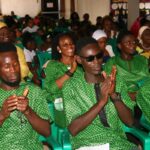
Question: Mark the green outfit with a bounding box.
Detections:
[44,60,83,128]
[107,37,119,56]
[137,79,150,123]
[104,55,149,92]
[62,74,136,150]
[0,82,50,150]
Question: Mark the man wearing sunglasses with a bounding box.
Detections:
[62,37,137,150]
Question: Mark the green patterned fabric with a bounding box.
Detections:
[104,55,149,92]
[62,74,136,150]
[0,82,50,150]
[137,79,150,123]
[44,60,83,128]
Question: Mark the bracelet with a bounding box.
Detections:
[110,92,121,103]
[65,70,74,77]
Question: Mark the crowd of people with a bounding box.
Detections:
[0,10,150,150]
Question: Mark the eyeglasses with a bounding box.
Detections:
[80,52,103,62]
[123,41,137,45]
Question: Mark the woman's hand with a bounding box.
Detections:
[70,56,77,73]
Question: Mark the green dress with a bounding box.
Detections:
[62,73,136,150]
[44,60,83,128]
[0,82,50,150]
[137,79,150,123]
[104,55,149,92]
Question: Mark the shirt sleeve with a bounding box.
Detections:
[30,86,51,120]
[62,81,81,126]
[115,75,136,111]
[44,61,61,95]
[136,81,150,123]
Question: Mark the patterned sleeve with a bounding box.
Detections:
[29,85,51,121]
[62,81,81,126]
[136,81,150,123]
[44,61,60,95]
[103,57,115,74]
[115,76,136,111]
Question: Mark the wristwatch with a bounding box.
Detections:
[110,92,121,103]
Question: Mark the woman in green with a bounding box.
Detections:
[62,37,137,150]
[104,30,150,97]
[44,32,82,128]
[104,30,150,123]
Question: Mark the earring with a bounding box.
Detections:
[59,50,62,53]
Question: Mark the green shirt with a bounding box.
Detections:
[44,60,83,128]
[137,79,150,124]
[104,55,149,92]
[0,82,50,150]
[62,74,136,150]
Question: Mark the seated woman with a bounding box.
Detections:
[44,32,82,128]
[136,26,150,59]
[92,29,115,63]
[104,30,149,95]
[62,37,137,150]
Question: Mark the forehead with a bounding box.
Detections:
[121,34,135,41]
[59,35,72,42]
[0,51,18,64]
[80,43,100,56]
[0,27,8,33]
[142,29,150,35]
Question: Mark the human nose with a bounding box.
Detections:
[9,65,16,72]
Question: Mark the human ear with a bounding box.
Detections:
[57,46,61,53]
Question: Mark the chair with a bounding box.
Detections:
[39,102,72,150]
[124,125,150,150]
[140,114,150,136]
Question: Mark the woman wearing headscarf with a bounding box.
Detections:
[136,25,150,59]
[92,29,115,63]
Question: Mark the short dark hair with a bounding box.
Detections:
[75,37,98,55]
[0,42,16,52]
[117,30,133,44]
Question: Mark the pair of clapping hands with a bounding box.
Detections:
[101,66,117,101]
[0,88,29,120]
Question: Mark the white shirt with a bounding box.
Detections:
[106,45,115,57]
[24,48,36,63]
[22,25,39,33]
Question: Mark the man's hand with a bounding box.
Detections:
[0,95,18,119]
[17,96,29,114]
[100,66,117,104]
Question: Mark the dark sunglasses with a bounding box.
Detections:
[80,52,103,62]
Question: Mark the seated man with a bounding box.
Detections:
[62,37,137,150]
[0,42,50,150]
[0,21,31,81]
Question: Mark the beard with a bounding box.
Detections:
[1,78,20,87]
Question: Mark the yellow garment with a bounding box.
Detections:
[136,46,150,59]
[0,22,32,80]
[141,52,150,59]
[16,46,31,80]
[0,22,7,28]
